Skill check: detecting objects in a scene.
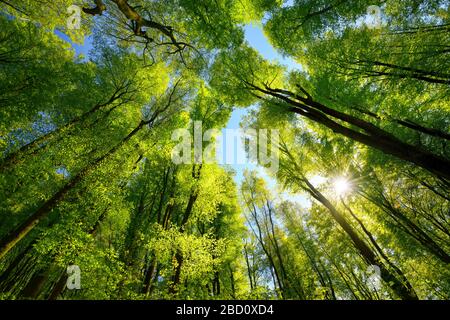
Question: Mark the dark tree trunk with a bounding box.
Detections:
[301,177,418,300]
[249,84,450,180]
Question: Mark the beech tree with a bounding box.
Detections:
[0,0,448,300]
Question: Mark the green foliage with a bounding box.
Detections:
[0,0,448,301]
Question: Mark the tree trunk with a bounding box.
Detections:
[250,84,450,180]
[302,177,418,300]
[0,120,150,259]
[0,85,130,171]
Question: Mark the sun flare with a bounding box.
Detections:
[333,178,351,196]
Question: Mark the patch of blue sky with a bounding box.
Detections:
[56,165,71,178]
[243,24,301,71]
[218,108,258,183]
[3,111,57,156]
[281,0,294,8]
[223,24,310,207]
[54,29,93,61]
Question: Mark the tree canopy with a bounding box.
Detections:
[0,0,448,300]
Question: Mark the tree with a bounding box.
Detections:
[1,0,449,301]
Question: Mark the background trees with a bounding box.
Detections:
[0,0,448,300]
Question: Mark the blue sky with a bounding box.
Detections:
[225,24,301,187]
[222,24,286,186]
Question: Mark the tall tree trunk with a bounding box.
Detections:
[250,205,285,297]
[361,191,450,263]
[249,83,450,180]
[301,177,418,300]
[212,271,220,296]
[0,85,130,171]
[169,165,202,294]
[0,119,150,259]
[243,243,254,291]
[169,251,183,295]
[142,256,158,296]
[21,207,109,299]
[228,264,236,299]
[341,199,418,298]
